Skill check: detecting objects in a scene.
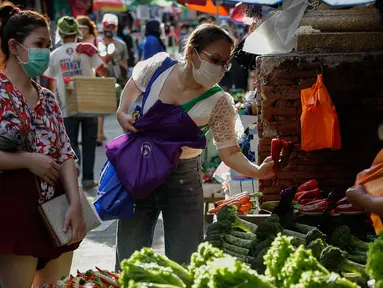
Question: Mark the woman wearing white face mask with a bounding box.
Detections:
[114,24,275,268]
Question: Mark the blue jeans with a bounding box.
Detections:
[115,157,204,269]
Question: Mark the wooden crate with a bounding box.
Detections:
[66,77,117,117]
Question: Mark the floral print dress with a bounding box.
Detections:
[0,73,76,200]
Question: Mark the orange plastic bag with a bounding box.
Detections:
[355,149,383,235]
[300,74,342,151]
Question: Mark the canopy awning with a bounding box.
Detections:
[223,0,374,5]
[93,0,126,11]
[183,0,231,15]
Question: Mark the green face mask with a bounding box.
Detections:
[17,43,50,78]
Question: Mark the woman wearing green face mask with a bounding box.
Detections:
[0,3,86,288]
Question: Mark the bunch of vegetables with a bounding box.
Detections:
[208,191,262,215]
[191,243,275,288]
[119,247,193,288]
[261,179,365,216]
[264,234,359,288]
[203,204,372,286]
[50,268,120,288]
[367,232,383,287]
[119,242,275,288]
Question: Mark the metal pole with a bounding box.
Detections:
[216,0,220,22]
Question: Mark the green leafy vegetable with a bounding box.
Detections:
[264,233,295,285]
[120,262,185,288]
[217,206,258,233]
[128,247,192,285]
[292,271,360,288]
[331,226,369,252]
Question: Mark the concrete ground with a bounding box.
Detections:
[71,115,166,273]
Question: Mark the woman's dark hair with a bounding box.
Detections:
[76,15,98,37]
[0,2,49,64]
[198,16,208,25]
[145,20,165,50]
[145,20,160,37]
[185,23,235,56]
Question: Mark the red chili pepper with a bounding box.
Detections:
[337,196,349,206]
[334,204,364,213]
[297,179,319,192]
[77,270,86,278]
[279,140,293,170]
[294,191,307,200]
[300,199,328,213]
[299,198,316,205]
[271,138,282,172]
[297,188,321,204]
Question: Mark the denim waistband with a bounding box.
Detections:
[178,156,200,164]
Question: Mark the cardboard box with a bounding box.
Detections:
[66,77,117,117]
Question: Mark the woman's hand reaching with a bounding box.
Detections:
[117,110,138,133]
[346,185,367,208]
[257,156,275,179]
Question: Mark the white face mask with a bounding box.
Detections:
[192,49,224,88]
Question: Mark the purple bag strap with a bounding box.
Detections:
[141,57,178,112]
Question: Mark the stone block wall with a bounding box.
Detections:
[256,53,383,200]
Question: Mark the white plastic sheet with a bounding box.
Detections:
[322,0,373,6]
[243,0,308,55]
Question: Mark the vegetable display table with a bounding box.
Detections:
[203,183,224,223]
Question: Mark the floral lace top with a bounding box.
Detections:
[0,73,76,200]
[132,53,243,158]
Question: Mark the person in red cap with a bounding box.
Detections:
[96,13,129,146]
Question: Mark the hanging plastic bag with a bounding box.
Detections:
[300,74,342,152]
[355,149,383,235]
[243,0,308,55]
[94,160,135,221]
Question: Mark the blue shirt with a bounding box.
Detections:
[143,35,165,60]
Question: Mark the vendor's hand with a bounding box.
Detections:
[117,110,138,133]
[346,185,367,208]
[26,153,61,186]
[64,202,86,244]
[257,156,275,179]
[102,52,115,64]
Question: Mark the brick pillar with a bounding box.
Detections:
[256,54,383,199]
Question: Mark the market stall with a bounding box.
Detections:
[46,196,381,287]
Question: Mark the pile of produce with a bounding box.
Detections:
[260,179,365,216]
[48,268,120,287]
[120,237,362,287]
[119,243,274,287]
[47,220,383,287]
[367,232,383,287]
[208,191,262,215]
[203,205,372,286]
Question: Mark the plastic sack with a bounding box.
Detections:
[243,0,308,55]
[355,149,383,235]
[300,74,342,152]
[94,160,134,221]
